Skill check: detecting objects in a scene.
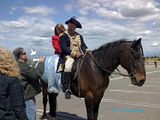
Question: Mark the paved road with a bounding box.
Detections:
[36,64,160,120]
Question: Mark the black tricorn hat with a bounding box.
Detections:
[65,17,82,29]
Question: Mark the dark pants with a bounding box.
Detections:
[48,93,58,117]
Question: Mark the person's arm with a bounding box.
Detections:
[59,34,71,55]
[19,63,40,82]
[9,78,28,120]
[79,35,90,53]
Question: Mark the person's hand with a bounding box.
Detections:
[39,56,45,63]
[70,51,77,58]
[76,52,83,58]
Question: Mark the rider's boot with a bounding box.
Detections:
[62,72,72,99]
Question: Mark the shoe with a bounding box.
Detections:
[65,90,72,99]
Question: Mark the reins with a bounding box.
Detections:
[75,46,139,97]
[75,51,89,97]
[75,51,129,97]
[87,52,130,77]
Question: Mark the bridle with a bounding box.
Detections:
[87,52,130,77]
[76,43,143,97]
[128,48,138,79]
[129,43,144,80]
[85,43,144,79]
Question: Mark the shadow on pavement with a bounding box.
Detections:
[40,111,86,120]
[57,111,86,120]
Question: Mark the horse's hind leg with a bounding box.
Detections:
[42,91,48,117]
[40,81,48,119]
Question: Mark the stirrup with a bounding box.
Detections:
[65,89,72,99]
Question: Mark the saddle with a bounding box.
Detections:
[61,56,86,96]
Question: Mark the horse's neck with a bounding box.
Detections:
[92,48,119,75]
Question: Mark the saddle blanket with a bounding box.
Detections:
[42,54,62,93]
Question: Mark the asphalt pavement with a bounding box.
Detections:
[36,64,160,120]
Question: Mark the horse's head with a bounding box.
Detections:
[119,38,146,86]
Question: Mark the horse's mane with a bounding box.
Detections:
[92,39,132,66]
[93,38,131,53]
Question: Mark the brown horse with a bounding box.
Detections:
[41,38,146,120]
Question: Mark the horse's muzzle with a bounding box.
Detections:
[131,77,145,86]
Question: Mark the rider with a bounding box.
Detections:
[59,17,89,99]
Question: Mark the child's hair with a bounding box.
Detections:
[54,24,66,36]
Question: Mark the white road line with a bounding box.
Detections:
[101,98,160,109]
[37,109,49,112]
[129,84,160,88]
[110,70,160,81]
[109,89,160,95]
[146,70,160,74]
[36,111,43,115]
[110,77,125,81]
[146,81,160,83]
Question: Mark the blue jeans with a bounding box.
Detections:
[25,98,36,120]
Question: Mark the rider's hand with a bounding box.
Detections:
[76,52,83,58]
[70,51,77,58]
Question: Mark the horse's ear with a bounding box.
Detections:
[132,38,142,49]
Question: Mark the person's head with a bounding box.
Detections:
[13,47,28,62]
[54,24,66,36]
[65,17,82,33]
[0,47,20,78]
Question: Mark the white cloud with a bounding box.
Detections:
[114,0,159,16]
[77,15,160,56]
[95,8,125,19]
[77,0,160,21]
[0,20,28,32]
[1,1,160,56]
[0,15,55,54]
[22,5,56,16]
[65,4,73,12]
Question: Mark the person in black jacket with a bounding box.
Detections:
[59,17,90,99]
[0,47,28,120]
[13,47,45,120]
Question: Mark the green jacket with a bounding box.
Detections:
[18,61,43,100]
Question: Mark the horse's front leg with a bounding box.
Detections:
[85,91,96,120]
[93,97,102,120]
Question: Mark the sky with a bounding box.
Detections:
[0,0,160,57]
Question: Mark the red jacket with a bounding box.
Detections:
[52,36,61,54]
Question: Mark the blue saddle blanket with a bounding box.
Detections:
[42,54,62,93]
